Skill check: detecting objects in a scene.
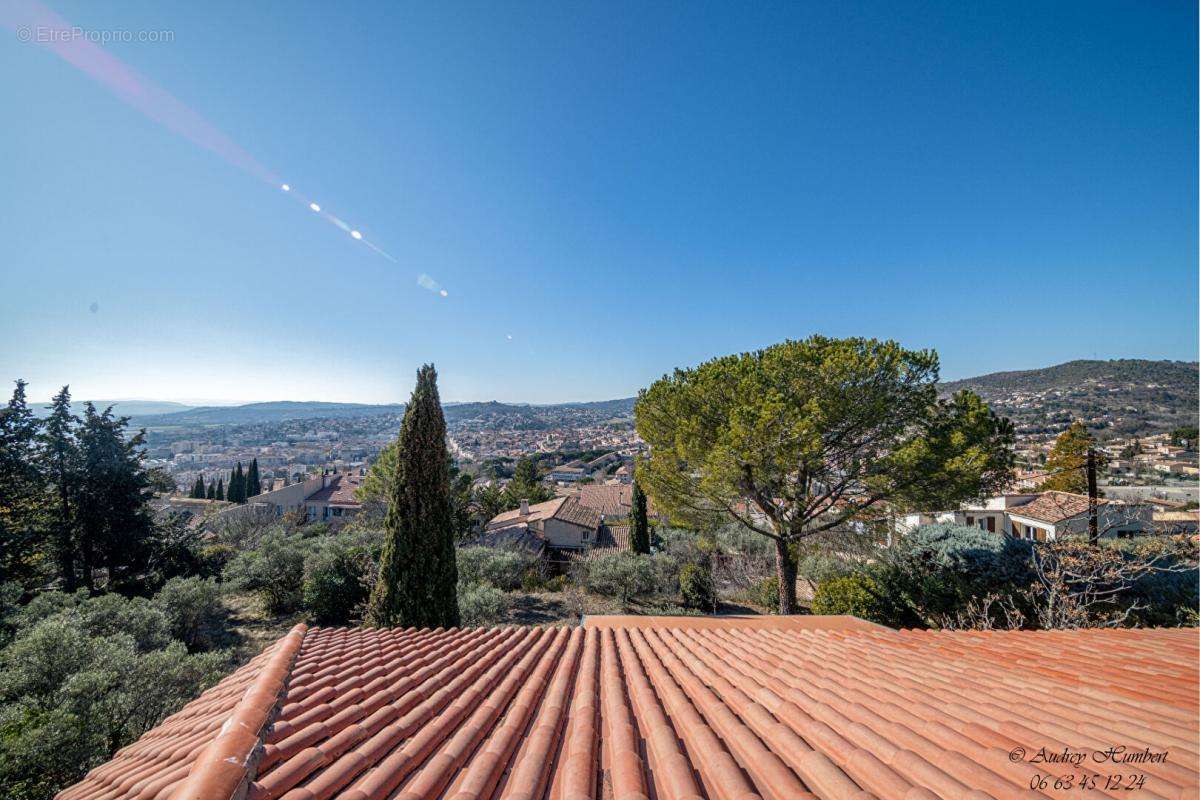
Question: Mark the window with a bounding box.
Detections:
[966,515,975,526]
[985,516,996,533]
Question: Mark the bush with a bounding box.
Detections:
[876,524,1034,628]
[223,533,308,615]
[679,563,717,611]
[744,575,779,610]
[458,582,508,626]
[0,606,230,800]
[543,574,569,592]
[577,552,657,604]
[1110,537,1199,627]
[812,574,883,620]
[796,552,855,584]
[153,577,226,652]
[302,537,373,625]
[456,546,539,592]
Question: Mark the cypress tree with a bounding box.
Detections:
[367,363,459,628]
[0,380,44,587]
[75,404,153,591]
[191,476,205,498]
[630,479,650,554]
[40,386,79,590]
[216,478,224,501]
[229,463,245,504]
[206,481,216,500]
[247,458,261,497]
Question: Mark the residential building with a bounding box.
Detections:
[547,464,588,482]
[484,496,601,551]
[59,619,1199,800]
[247,470,364,524]
[896,491,1156,541]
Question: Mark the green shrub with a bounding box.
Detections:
[223,533,308,615]
[152,577,226,652]
[456,546,539,592]
[197,544,237,576]
[796,553,855,584]
[744,575,779,610]
[0,612,229,800]
[679,563,717,611]
[812,574,883,620]
[72,593,172,653]
[458,582,508,626]
[302,537,373,625]
[576,552,657,604]
[1109,537,1199,627]
[543,574,569,592]
[877,523,1034,627]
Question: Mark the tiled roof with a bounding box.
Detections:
[463,524,546,555]
[306,474,363,506]
[552,496,602,530]
[485,497,566,530]
[486,496,601,533]
[594,523,631,552]
[60,621,1198,800]
[1009,491,1110,524]
[572,483,634,517]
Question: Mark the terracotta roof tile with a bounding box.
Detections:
[58,621,1200,800]
[305,474,363,506]
[1009,491,1110,523]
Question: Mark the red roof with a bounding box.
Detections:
[58,621,1199,800]
[1009,491,1110,524]
[305,474,362,506]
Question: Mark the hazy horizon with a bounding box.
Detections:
[18,354,1198,408]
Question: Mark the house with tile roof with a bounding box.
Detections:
[57,617,1200,800]
[897,491,1156,542]
[482,483,662,559]
[243,471,364,525]
[484,496,603,552]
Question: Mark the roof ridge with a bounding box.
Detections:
[169,623,307,800]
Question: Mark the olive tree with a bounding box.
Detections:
[635,336,1014,614]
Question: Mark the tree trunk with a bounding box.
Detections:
[775,538,798,614]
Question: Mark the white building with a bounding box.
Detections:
[896,491,1156,542]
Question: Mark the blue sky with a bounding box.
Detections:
[2,1,1196,404]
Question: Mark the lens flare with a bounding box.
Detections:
[3,0,423,286]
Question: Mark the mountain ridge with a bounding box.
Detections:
[122,359,1195,433]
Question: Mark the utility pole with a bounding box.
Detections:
[1086,447,1098,543]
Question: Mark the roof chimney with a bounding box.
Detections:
[519,499,529,516]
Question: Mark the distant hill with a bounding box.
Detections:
[112,359,1197,439]
[34,400,195,418]
[941,359,1198,393]
[941,359,1198,439]
[131,401,406,426]
[130,397,638,428]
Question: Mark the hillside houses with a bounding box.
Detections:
[245,470,364,524]
[896,490,1157,541]
[479,483,654,560]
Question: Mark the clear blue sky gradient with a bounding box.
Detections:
[2,1,1196,403]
